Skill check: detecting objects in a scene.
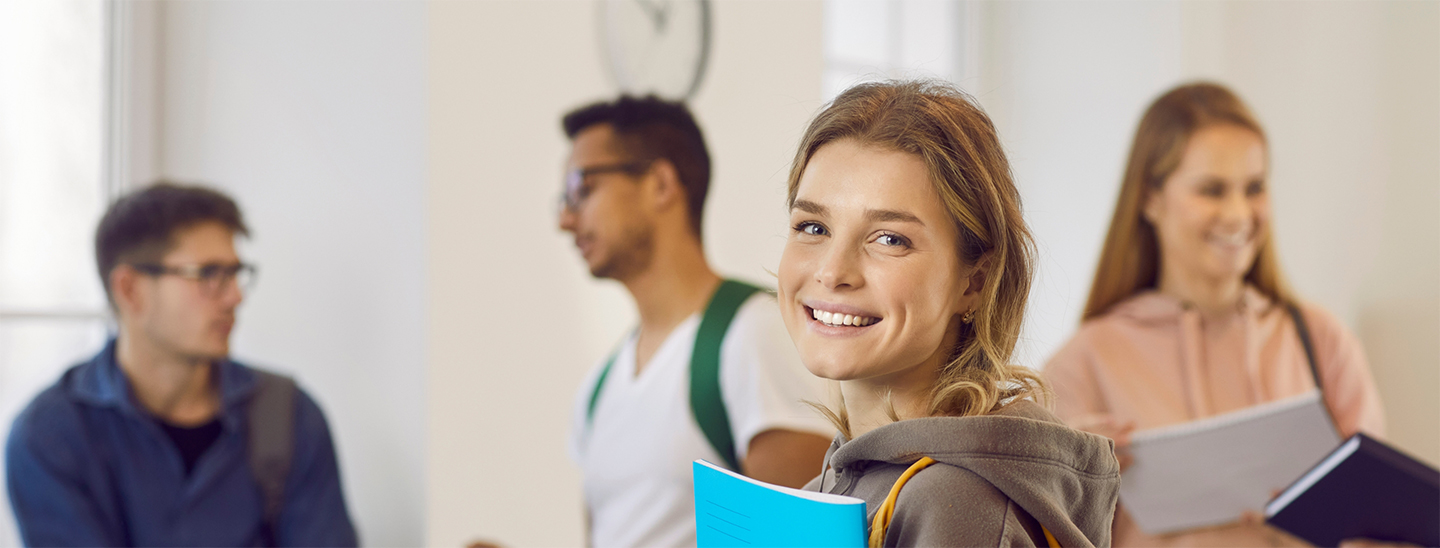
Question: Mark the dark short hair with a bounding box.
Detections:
[562,95,711,239]
[95,181,249,302]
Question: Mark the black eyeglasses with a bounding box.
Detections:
[130,262,258,296]
[559,161,651,213]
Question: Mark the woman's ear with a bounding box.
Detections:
[1141,185,1164,226]
[962,253,991,297]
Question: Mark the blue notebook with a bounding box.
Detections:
[693,459,866,548]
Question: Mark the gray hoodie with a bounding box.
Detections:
[804,400,1120,547]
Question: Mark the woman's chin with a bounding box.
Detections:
[801,358,875,382]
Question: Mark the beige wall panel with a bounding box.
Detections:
[426,1,823,545]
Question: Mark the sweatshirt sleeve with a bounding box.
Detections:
[5,393,126,547]
[1301,304,1386,438]
[275,390,359,547]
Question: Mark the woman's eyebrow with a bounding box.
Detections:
[866,208,924,225]
[792,199,827,215]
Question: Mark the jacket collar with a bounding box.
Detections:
[69,338,260,429]
[1109,284,1275,323]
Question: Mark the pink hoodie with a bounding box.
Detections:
[1045,286,1385,547]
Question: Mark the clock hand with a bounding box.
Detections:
[654,0,672,33]
[633,0,666,31]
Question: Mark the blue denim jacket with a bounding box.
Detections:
[5,340,358,547]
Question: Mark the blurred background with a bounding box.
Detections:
[0,0,1434,546]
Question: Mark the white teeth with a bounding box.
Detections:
[1211,232,1247,246]
[810,307,877,327]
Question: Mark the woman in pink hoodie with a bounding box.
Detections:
[1044,82,1386,547]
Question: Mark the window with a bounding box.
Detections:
[823,0,981,100]
[0,0,110,544]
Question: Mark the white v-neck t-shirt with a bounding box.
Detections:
[568,292,834,548]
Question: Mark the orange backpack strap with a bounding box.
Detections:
[868,456,1061,548]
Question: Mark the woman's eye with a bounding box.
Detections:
[876,233,909,248]
[795,222,827,236]
[1246,181,1265,196]
[1200,183,1225,197]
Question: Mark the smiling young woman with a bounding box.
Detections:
[1044,82,1386,547]
[780,80,1120,548]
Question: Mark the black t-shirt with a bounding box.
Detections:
[156,418,223,477]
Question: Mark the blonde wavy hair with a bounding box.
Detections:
[1084,82,1294,320]
[787,80,1048,436]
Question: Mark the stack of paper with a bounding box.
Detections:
[1120,390,1339,535]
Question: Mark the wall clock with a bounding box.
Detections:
[599,0,712,101]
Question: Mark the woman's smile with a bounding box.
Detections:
[778,138,970,384]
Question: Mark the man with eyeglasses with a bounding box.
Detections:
[558,96,832,547]
[5,182,357,546]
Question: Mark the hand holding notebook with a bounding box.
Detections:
[1119,391,1340,535]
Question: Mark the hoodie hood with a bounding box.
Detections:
[1107,286,1276,324]
[825,400,1120,547]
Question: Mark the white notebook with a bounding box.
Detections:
[1120,390,1340,535]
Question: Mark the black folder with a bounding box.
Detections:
[1265,432,1439,547]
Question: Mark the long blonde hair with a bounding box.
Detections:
[1083,82,1294,320]
[787,80,1047,436]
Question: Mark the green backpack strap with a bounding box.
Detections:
[585,346,622,425]
[690,279,765,471]
[582,279,766,473]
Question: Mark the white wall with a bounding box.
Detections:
[157,2,428,545]
[424,1,824,545]
[978,1,1439,464]
[1185,0,1440,467]
[974,1,1189,370]
[26,2,1425,545]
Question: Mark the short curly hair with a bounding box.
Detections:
[95,181,248,304]
[562,95,711,239]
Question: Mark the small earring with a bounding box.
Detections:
[961,309,975,323]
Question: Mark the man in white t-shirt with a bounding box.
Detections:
[557,96,834,548]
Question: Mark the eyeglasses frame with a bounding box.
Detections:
[559,161,653,213]
[129,262,258,296]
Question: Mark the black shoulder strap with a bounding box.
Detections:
[1285,303,1322,391]
[690,279,765,472]
[248,369,297,547]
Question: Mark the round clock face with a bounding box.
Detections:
[599,0,712,101]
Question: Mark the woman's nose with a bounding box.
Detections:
[814,244,862,290]
[1218,188,1254,227]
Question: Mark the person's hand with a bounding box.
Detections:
[1070,413,1136,471]
[1238,489,1284,526]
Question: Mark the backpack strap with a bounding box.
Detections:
[871,457,1061,548]
[690,279,764,472]
[248,369,298,547]
[585,350,620,425]
[581,279,764,471]
[1285,303,1322,391]
[1285,302,1343,434]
